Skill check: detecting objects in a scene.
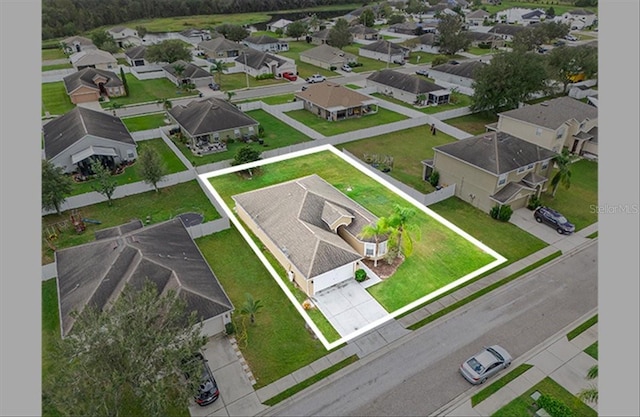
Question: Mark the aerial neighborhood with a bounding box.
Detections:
[40,0,601,416]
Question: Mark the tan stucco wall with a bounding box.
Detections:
[70,86,100,104]
[497,116,564,152]
[49,135,137,173]
[300,55,332,69]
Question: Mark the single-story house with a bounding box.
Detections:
[267,18,293,33]
[107,26,143,48]
[43,107,137,174]
[61,36,96,54]
[309,28,332,45]
[465,31,505,49]
[243,35,289,52]
[495,7,543,25]
[232,174,390,296]
[178,28,213,44]
[55,218,234,338]
[520,9,546,25]
[388,21,423,35]
[496,96,598,155]
[298,15,324,33]
[294,81,378,121]
[162,60,213,88]
[168,97,259,154]
[124,45,149,67]
[465,9,491,26]
[359,40,410,63]
[69,49,118,71]
[198,37,246,61]
[62,67,125,104]
[299,44,357,70]
[234,49,297,79]
[422,131,557,213]
[555,9,597,30]
[488,24,527,41]
[412,33,440,54]
[366,69,451,106]
[349,24,380,41]
[429,60,486,89]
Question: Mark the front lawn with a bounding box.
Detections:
[42,180,220,264]
[102,73,194,108]
[239,94,295,105]
[216,72,288,92]
[342,44,408,72]
[370,92,472,115]
[466,46,495,56]
[42,82,75,116]
[340,124,458,193]
[443,112,499,135]
[541,159,598,231]
[121,112,169,131]
[42,63,73,71]
[285,107,408,136]
[42,48,68,60]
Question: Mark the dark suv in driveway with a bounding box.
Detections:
[184,353,220,406]
[534,206,575,234]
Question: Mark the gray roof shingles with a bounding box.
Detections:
[367,69,448,94]
[163,60,211,79]
[124,45,146,60]
[63,67,123,95]
[360,40,408,54]
[499,96,598,130]
[430,60,485,79]
[168,97,258,137]
[235,49,288,70]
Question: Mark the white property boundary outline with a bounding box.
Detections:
[199,144,507,350]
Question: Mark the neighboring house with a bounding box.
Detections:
[55,218,234,338]
[198,37,246,61]
[62,67,125,104]
[243,35,289,52]
[568,83,598,100]
[309,28,331,45]
[168,97,259,153]
[556,9,597,30]
[297,15,324,33]
[495,7,544,25]
[61,36,96,54]
[178,28,212,44]
[162,60,213,87]
[413,33,440,54]
[43,107,137,174]
[387,21,423,35]
[587,95,598,108]
[521,9,546,25]
[124,45,149,67]
[422,131,556,213]
[294,81,378,121]
[488,24,526,41]
[349,24,380,41]
[465,31,505,49]
[69,49,118,71]
[107,26,142,48]
[299,44,357,70]
[495,96,598,155]
[465,9,491,26]
[267,18,293,33]
[429,60,486,88]
[366,69,451,106]
[359,40,410,63]
[234,49,297,79]
[232,174,390,296]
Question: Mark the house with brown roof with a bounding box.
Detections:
[294,82,378,121]
[495,96,598,156]
[62,67,125,104]
[422,132,557,213]
[162,60,214,87]
[359,40,410,64]
[69,49,118,71]
[366,69,451,106]
[55,218,234,338]
[299,44,357,70]
[232,175,390,296]
[234,49,296,79]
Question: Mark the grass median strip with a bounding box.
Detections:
[262,355,359,406]
[472,364,533,406]
[566,314,598,341]
[407,250,562,331]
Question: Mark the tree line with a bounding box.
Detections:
[42,0,357,40]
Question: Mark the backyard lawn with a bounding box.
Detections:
[42,82,75,116]
[370,92,472,115]
[68,138,188,195]
[443,112,499,136]
[42,180,220,264]
[102,73,195,108]
[240,94,295,105]
[285,107,408,136]
[340,124,458,193]
[121,112,169,131]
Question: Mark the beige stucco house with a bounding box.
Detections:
[422,132,557,213]
[232,175,389,296]
[299,44,357,70]
[69,49,118,71]
[294,82,378,121]
[62,67,125,104]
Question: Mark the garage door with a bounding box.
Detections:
[312,263,355,294]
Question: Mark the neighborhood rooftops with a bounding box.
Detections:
[243,34,282,45]
[124,45,147,60]
[498,96,598,130]
[488,24,527,36]
[430,60,485,79]
[168,97,258,137]
[162,60,211,79]
[359,39,409,55]
[69,49,117,66]
[367,69,449,95]
[300,44,357,65]
[234,49,289,70]
[62,67,123,95]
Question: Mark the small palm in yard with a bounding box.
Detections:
[386,204,421,260]
[551,148,572,198]
[578,364,598,404]
[210,60,227,88]
[240,293,263,324]
[358,217,391,267]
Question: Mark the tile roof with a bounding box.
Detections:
[434,131,557,175]
[294,82,377,110]
[430,60,486,79]
[162,60,211,79]
[62,67,123,95]
[300,44,356,64]
[43,107,134,160]
[498,96,598,130]
[367,69,449,95]
[55,218,233,337]
[168,97,258,137]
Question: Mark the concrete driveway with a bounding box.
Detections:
[509,208,590,252]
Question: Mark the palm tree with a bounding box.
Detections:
[226,91,236,102]
[240,293,263,324]
[578,364,598,404]
[387,204,421,259]
[358,217,390,267]
[209,59,227,88]
[550,148,572,197]
[172,63,186,87]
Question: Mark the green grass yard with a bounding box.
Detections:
[285,107,408,136]
[102,73,194,108]
[443,112,499,136]
[121,113,169,131]
[42,82,75,116]
[42,48,68,60]
[370,92,472,115]
[42,63,73,71]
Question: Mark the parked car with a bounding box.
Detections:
[282,71,297,81]
[416,68,429,77]
[537,47,548,54]
[184,353,220,406]
[306,74,326,83]
[340,64,352,72]
[533,206,575,234]
[553,40,566,47]
[460,345,512,385]
[393,59,405,65]
[208,82,220,91]
[564,34,578,41]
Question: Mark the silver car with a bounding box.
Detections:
[459,345,512,384]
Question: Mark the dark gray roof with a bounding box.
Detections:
[434,131,557,175]
[198,37,244,53]
[349,24,379,36]
[488,24,526,36]
[498,96,598,130]
[62,36,95,46]
[367,69,449,94]
[124,45,146,60]
[95,219,144,240]
[232,175,385,280]
[63,67,123,95]
[311,28,331,41]
[43,107,134,160]
[244,34,282,45]
[360,40,409,54]
[431,60,485,79]
[162,60,211,79]
[522,10,545,19]
[55,218,234,337]
[466,9,490,19]
[417,33,437,46]
[568,8,595,15]
[168,97,258,137]
[234,49,288,71]
[466,31,500,42]
[575,126,598,144]
[490,181,534,204]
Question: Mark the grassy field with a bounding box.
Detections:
[443,112,499,136]
[285,107,408,136]
[584,341,598,360]
[483,1,597,16]
[340,124,458,193]
[68,138,187,195]
[102,73,193,108]
[42,82,75,116]
[121,112,169,131]
[342,44,408,72]
[42,63,73,71]
[240,94,295,105]
[466,46,495,56]
[42,180,219,264]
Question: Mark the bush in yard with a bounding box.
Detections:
[490,204,513,221]
[527,195,542,210]
[537,394,573,417]
[431,55,449,66]
[256,73,275,80]
[225,321,236,335]
[355,269,367,282]
[329,66,337,71]
[429,170,440,187]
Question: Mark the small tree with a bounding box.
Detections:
[490,204,513,221]
[145,40,192,64]
[286,21,307,40]
[550,148,572,197]
[119,67,129,96]
[328,18,353,49]
[240,293,263,324]
[578,364,598,404]
[232,146,261,177]
[358,217,391,267]
[431,55,449,66]
[135,25,148,38]
[226,91,236,102]
[42,159,73,215]
[386,204,421,260]
[437,14,471,55]
[428,170,440,187]
[139,148,166,192]
[209,59,227,88]
[90,159,117,206]
[359,8,376,27]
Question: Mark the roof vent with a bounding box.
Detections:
[483,135,493,141]
[540,102,549,106]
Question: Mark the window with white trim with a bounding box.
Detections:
[497,173,507,186]
[378,240,388,256]
[527,163,534,170]
[541,160,549,169]
[517,166,526,173]
[365,243,375,257]
[556,127,565,139]
[535,127,543,136]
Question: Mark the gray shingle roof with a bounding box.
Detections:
[43,107,134,160]
[124,45,146,60]
[466,9,490,19]
[431,60,485,79]
[198,37,244,54]
[311,28,331,41]
[466,31,500,42]
[244,34,281,45]
[168,97,258,137]
[162,60,211,79]
[349,24,379,36]
[232,175,384,280]
[300,44,356,64]
[434,131,557,175]
[62,67,123,95]
[522,10,545,19]
[488,24,527,36]
[490,181,534,204]
[234,49,288,70]
[498,96,598,130]
[367,69,449,94]
[360,39,409,54]
[55,218,233,337]
[417,33,437,46]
